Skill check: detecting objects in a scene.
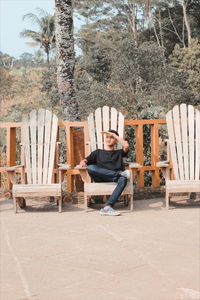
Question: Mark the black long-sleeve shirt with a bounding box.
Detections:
[85,149,128,171]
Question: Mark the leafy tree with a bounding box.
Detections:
[144,0,200,56]
[20,8,55,64]
[170,38,200,104]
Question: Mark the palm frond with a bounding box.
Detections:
[25,42,40,47]
[35,7,49,18]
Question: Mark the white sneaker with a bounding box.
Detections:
[120,170,131,179]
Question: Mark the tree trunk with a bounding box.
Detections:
[46,49,50,66]
[182,0,191,47]
[55,0,80,121]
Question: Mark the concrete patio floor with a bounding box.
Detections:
[0,197,200,300]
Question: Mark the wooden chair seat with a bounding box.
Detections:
[84,181,133,196]
[166,180,200,193]
[13,184,61,198]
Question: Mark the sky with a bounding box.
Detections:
[0,0,83,58]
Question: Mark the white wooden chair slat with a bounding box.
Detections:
[87,113,97,151]
[30,110,37,184]
[111,107,118,131]
[37,108,45,184]
[43,110,52,184]
[102,106,109,148]
[166,110,180,179]
[180,104,189,180]
[188,105,195,180]
[47,114,58,184]
[173,105,184,180]
[117,112,124,149]
[22,116,32,184]
[95,107,103,149]
[195,109,200,180]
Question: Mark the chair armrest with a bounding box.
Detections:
[6,165,24,172]
[156,161,170,168]
[75,165,87,170]
[128,162,142,168]
[58,163,71,170]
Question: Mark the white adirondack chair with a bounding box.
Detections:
[6,109,70,213]
[75,106,141,211]
[157,104,200,208]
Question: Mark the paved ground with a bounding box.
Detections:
[0,197,200,300]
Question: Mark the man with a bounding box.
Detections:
[79,130,130,216]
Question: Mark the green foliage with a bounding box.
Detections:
[40,63,60,108]
[170,39,200,104]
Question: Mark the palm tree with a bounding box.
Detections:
[55,0,80,121]
[20,8,55,64]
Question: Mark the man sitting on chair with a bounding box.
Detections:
[80,130,130,216]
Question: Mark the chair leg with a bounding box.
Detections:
[59,196,62,213]
[13,197,17,213]
[84,194,88,212]
[130,194,133,211]
[165,191,169,210]
[18,197,26,208]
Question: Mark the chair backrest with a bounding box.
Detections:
[87,106,124,151]
[166,104,200,180]
[22,109,58,184]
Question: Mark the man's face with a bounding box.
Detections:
[105,134,117,146]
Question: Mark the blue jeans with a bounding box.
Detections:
[87,165,127,208]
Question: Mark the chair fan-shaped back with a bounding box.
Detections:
[166,104,200,180]
[87,106,125,151]
[22,109,58,184]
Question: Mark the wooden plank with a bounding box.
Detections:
[37,108,45,184]
[85,182,133,195]
[117,112,124,150]
[66,125,74,167]
[151,124,160,186]
[166,110,179,180]
[136,124,144,187]
[20,125,26,184]
[6,127,16,189]
[95,107,103,149]
[195,109,200,180]
[180,104,189,180]
[0,122,22,128]
[87,113,96,151]
[67,173,73,193]
[13,183,61,197]
[0,119,167,129]
[43,110,52,184]
[188,105,195,180]
[125,119,166,125]
[22,116,32,184]
[111,107,118,131]
[172,105,184,180]
[102,106,109,148]
[30,110,37,184]
[166,180,200,193]
[66,125,74,192]
[47,114,58,184]
[84,122,90,157]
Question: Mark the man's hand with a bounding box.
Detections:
[101,131,117,138]
[101,131,129,152]
[80,159,88,167]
